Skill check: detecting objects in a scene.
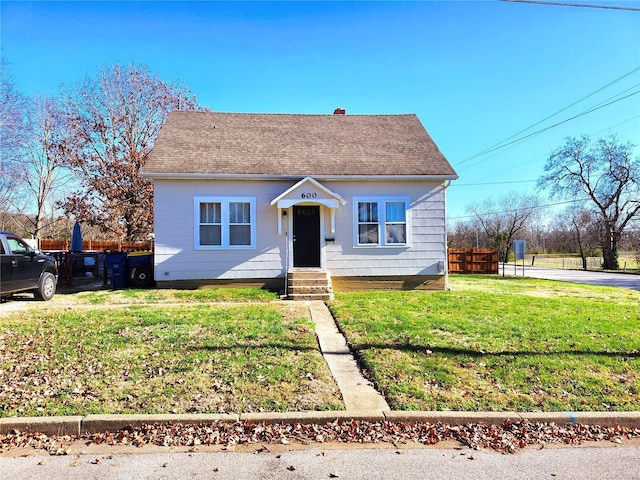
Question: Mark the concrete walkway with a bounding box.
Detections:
[307,301,390,413]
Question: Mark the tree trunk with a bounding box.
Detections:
[503,246,512,264]
[574,223,587,271]
[601,225,619,270]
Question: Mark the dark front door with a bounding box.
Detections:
[293,206,321,268]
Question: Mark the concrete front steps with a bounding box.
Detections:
[287,270,333,301]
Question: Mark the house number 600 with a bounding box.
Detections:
[300,192,317,198]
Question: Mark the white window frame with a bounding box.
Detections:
[194,196,257,250]
[353,196,411,248]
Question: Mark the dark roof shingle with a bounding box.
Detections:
[143,111,457,178]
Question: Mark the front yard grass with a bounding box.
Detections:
[0,295,343,417]
[3,279,639,417]
[67,286,280,305]
[329,275,640,412]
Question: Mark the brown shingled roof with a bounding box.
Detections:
[142,111,457,178]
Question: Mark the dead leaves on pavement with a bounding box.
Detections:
[1,419,639,455]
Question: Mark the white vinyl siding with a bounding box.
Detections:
[194,197,256,249]
[152,179,447,282]
[354,197,410,247]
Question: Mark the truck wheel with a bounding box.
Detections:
[130,267,153,288]
[35,272,56,301]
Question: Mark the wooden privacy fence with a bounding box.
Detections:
[448,248,499,274]
[39,239,154,252]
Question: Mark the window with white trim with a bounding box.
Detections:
[354,197,410,247]
[194,197,256,249]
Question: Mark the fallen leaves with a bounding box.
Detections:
[0,305,343,417]
[1,419,639,455]
[255,445,270,454]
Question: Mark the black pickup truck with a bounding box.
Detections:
[0,232,59,301]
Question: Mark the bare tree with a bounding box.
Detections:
[448,217,491,249]
[544,214,578,254]
[0,61,28,211]
[538,135,640,270]
[559,206,601,270]
[13,96,71,240]
[59,63,207,240]
[470,192,540,263]
[629,227,640,270]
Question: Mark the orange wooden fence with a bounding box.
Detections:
[39,239,154,252]
[448,248,499,274]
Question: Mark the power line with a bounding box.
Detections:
[457,112,640,182]
[455,89,640,165]
[457,103,639,175]
[592,113,640,136]
[450,115,640,194]
[456,67,640,167]
[455,135,544,174]
[499,0,640,12]
[448,199,582,221]
[454,66,640,168]
[579,82,640,114]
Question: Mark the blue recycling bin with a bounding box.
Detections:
[105,252,128,289]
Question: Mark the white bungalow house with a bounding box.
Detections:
[141,109,458,299]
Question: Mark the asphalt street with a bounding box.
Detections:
[2,443,640,480]
[500,265,640,290]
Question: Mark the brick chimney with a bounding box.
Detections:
[333,107,346,115]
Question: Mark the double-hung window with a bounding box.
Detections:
[354,197,410,247]
[195,197,256,249]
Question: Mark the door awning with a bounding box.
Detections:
[270,177,346,234]
[270,176,346,209]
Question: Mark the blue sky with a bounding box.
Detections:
[2,0,639,221]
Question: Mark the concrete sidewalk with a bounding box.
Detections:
[307,301,389,413]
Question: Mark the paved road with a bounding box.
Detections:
[500,265,640,291]
[2,444,640,479]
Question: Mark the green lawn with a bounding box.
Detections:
[69,286,279,304]
[0,292,343,417]
[328,275,640,412]
[3,280,639,417]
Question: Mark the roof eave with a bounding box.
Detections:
[141,172,459,181]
